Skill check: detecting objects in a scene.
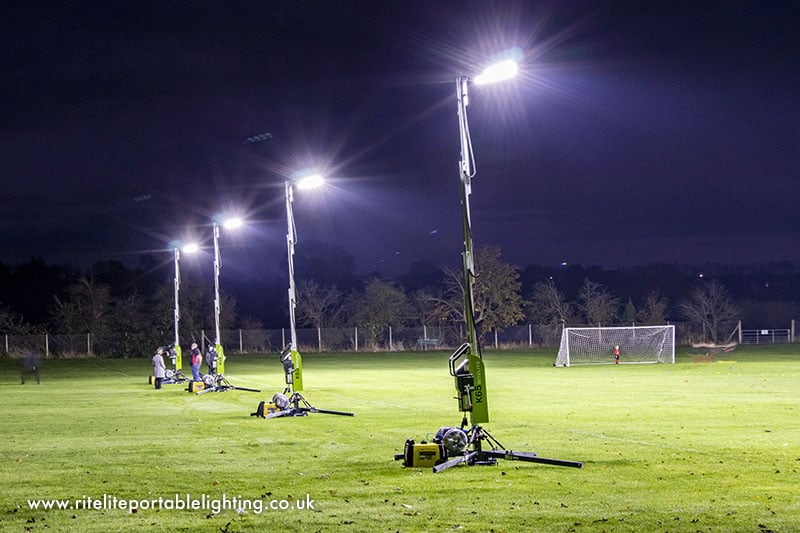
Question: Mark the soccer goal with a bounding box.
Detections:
[555,325,675,367]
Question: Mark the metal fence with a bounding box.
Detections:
[219,325,451,353]
[2,326,453,358]
[740,328,791,345]
[2,324,541,358]
[2,321,794,358]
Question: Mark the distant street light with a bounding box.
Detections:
[454,58,518,425]
[284,174,325,392]
[212,217,243,374]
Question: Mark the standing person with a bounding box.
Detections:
[205,344,218,375]
[190,342,202,381]
[613,345,620,364]
[20,352,41,384]
[167,344,178,372]
[152,347,166,389]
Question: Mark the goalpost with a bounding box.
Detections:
[555,325,675,367]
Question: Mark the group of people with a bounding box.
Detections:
[151,342,218,390]
[189,342,217,381]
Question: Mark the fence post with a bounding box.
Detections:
[4,334,7,353]
[239,329,243,353]
[494,329,498,349]
[738,320,742,344]
[87,333,91,356]
[201,329,205,352]
[792,319,796,343]
[281,328,285,348]
[423,325,427,339]
[354,326,358,352]
[528,324,532,346]
[45,333,49,358]
[318,327,322,352]
[389,326,393,351]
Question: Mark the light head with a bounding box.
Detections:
[474,59,518,85]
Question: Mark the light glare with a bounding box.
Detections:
[223,217,244,229]
[182,243,200,253]
[474,59,518,85]
[296,174,325,190]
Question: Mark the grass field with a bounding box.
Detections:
[1,345,798,532]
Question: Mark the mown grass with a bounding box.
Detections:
[1,345,798,532]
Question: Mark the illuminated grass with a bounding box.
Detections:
[1,346,798,531]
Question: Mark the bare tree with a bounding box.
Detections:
[409,288,450,326]
[578,279,620,326]
[527,278,575,327]
[637,290,670,325]
[50,277,112,338]
[679,280,740,343]
[527,278,577,344]
[151,277,237,345]
[296,280,343,328]
[105,291,160,357]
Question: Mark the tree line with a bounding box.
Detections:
[1,248,798,356]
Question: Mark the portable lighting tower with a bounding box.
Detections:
[190,219,263,394]
[396,56,582,472]
[251,174,352,419]
[211,217,241,375]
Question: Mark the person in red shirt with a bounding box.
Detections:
[190,343,202,381]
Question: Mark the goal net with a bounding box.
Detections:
[555,325,675,367]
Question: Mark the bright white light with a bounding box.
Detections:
[474,59,518,85]
[296,174,324,190]
[182,243,200,253]
[223,217,243,229]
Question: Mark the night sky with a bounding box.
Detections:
[3,1,799,283]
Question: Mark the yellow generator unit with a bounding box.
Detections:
[396,439,446,468]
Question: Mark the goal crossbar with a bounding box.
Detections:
[555,325,675,367]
